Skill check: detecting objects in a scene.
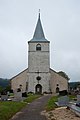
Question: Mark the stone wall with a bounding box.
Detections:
[28,72,50,93]
[11,69,28,92]
[29,42,49,52]
[28,42,50,93]
[50,69,68,94]
[28,42,50,72]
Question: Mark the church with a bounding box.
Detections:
[10,12,68,94]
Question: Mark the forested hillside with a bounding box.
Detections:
[0,78,9,88]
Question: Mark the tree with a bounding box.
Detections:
[5,85,11,92]
[57,71,70,80]
[0,86,3,93]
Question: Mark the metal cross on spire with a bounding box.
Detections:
[39,9,40,18]
[39,9,40,13]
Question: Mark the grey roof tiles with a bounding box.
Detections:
[31,13,47,42]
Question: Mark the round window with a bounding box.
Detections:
[36,76,41,80]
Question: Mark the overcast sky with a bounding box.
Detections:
[0,0,80,82]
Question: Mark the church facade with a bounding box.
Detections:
[11,13,68,94]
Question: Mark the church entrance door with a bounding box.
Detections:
[56,87,59,93]
[35,84,42,94]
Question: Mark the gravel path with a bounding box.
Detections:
[10,95,51,120]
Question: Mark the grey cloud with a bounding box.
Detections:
[0,0,80,82]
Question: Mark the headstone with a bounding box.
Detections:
[13,89,22,101]
[77,95,80,103]
[70,104,80,117]
[1,95,8,101]
[59,90,68,96]
[76,95,80,107]
[22,92,27,97]
[58,95,69,106]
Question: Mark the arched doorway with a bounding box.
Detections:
[35,84,42,94]
[56,87,59,93]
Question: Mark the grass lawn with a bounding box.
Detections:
[46,95,76,111]
[24,94,41,103]
[46,96,58,111]
[0,101,26,120]
[0,94,41,120]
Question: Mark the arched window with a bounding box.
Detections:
[56,87,59,93]
[36,44,41,51]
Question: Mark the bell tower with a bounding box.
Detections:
[28,12,50,93]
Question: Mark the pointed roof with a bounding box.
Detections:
[31,12,48,42]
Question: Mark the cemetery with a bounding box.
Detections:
[0,84,80,120]
[0,81,80,120]
[45,91,80,120]
[0,88,41,120]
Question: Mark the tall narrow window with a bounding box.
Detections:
[36,44,41,51]
[56,87,59,93]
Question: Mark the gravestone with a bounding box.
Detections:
[69,104,80,117]
[1,90,8,101]
[58,95,69,106]
[59,90,68,96]
[1,95,8,101]
[13,89,22,101]
[76,95,80,107]
[77,95,80,103]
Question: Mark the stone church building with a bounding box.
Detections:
[11,13,68,94]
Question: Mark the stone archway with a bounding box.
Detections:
[35,84,42,94]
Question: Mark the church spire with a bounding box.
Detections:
[31,10,47,41]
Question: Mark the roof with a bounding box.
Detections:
[30,12,48,42]
[10,68,68,81]
[10,68,28,80]
[50,68,68,80]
